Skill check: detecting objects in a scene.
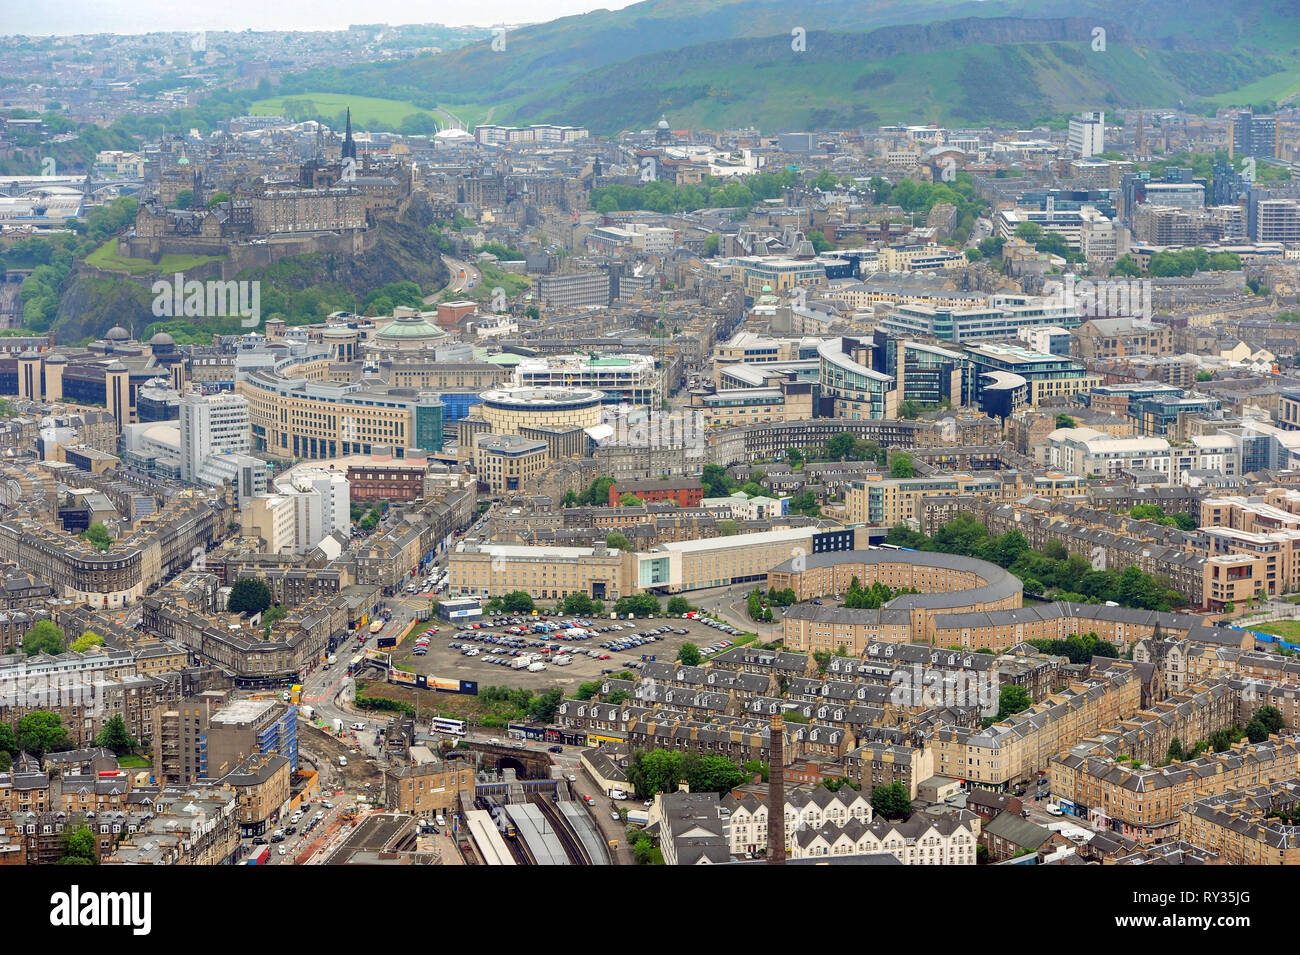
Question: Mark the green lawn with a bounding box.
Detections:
[85,240,226,276]
[1254,620,1300,641]
[117,754,150,768]
[250,92,443,129]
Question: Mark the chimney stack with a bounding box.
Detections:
[767,713,785,865]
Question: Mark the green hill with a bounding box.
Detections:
[273,0,1298,133]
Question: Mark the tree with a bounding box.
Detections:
[666,596,691,615]
[227,577,272,615]
[1246,718,1270,743]
[1055,414,1076,429]
[0,722,16,757]
[995,685,1033,722]
[501,591,535,614]
[526,688,563,722]
[1110,254,1141,277]
[684,754,746,794]
[628,748,683,798]
[871,781,912,820]
[1257,705,1285,735]
[889,453,915,479]
[825,432,857,460]
[23,620,64,656]
[58,825,97,865]
[701,464,733,498]
[614,593,661,617]
[94,714,136,756]
[80,522,112,552]
[785,447,804,468]
[18,711,70,758]
[606,532,632,551]
[677,643,702,666]
[561,592,600,615]
[261,604,288,635]
[619,493,644,507]
[171,189,193,210]
[69,631,103,654]
[574,682,600,701]
[1166,737,1185,762]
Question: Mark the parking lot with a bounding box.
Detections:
[391,613,754,693]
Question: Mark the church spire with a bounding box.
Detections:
[343,107,356,162]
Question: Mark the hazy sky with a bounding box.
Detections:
[6,0,640,35]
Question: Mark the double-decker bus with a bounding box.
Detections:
[347,654,364,675]
[431,716,467,737]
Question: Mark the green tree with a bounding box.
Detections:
[23,620,64,656]
[94,714,136,756]
[526,688,562,722]
[1166,736,1185,762]
[666,596,691,615]
[171,189,193,210]
[825,432,857,460]
[870,781,912,820]
[1055,414,1076,429]
[80,522,112,552]
[227,577,272,615]
[1110,254,1142,277]
[995,685,1033,722]
[677,643,702,666]
[1257,705,1285,736]
[574,681,601,701]
[501,591,535,614]
[619,493,644,507]
[628,748,684,798]
[701,464,733,498]
[0,722,16,757]
[1246,718,1270,743]
[606,532,632,551]
[889,453,915,479]
[58,825,97,865]
[18,711,71,758]
[684,754,746,794]
[561,592,600,615]
[785,447,804,468]
[613,593,661,617]
[70,631,103,654]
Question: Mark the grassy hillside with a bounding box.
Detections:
[505,30,1292,132]
[264,0,1297,133]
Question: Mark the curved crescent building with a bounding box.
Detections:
[477,386,605,435]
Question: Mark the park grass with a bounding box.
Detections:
[249,92,442,129]
[1253,619,1300,641]
[85,240,225,276]
[117,754,150,768]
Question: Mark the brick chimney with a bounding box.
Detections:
[767,713,785,865]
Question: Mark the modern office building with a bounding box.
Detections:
[1067,111,1105,158]
[817,338,895,420]
[1231,109,1278,160]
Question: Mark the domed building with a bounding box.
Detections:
[365,309,447,357]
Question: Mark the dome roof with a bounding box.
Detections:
[105,326,130,341]
[375,313,445,341]
[150,331,176,346]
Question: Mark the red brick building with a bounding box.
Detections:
[608,478,705,508]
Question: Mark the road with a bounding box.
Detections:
[426,255,480,303]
